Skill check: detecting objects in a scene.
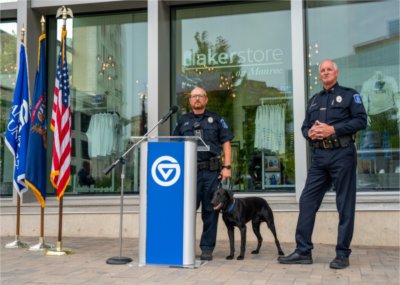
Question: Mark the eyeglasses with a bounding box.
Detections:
[190,94,206,99]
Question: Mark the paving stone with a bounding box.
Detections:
[0,238,398,285]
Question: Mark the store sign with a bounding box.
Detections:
[183,47,284,68]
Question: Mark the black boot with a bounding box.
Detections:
[200,250,213,261]
[329,256,349,269]
[278,251,313,264]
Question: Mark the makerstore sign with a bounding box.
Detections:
[183,47,284,74]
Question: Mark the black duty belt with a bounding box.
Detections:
[197,157,221,171]
[311,135,353,149]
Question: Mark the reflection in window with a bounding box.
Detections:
[173,2,294,192]
[50,12,147,195]
[306,0,399,191]
[0,21,17,197]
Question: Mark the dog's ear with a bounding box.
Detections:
[227,190,234,199]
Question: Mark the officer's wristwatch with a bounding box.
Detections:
[222,165,231,170]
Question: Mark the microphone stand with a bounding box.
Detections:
[104,116,168,265]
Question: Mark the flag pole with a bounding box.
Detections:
[30,206,52,251]
[5,194,29,248]
[5,26,29,250]
[47,197,71,255]
[46,6,73,256]
[29,16,53,252]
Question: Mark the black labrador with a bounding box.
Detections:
[211,187,284,260]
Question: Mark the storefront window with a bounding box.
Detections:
[173,2,294,192]
[48,12,147,195]
[306,0,399,191]
[0,20,17,197]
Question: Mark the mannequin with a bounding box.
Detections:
[360,71,399,174]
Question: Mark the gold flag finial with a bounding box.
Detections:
[56,6,73,26]
[40,16,46,34]
[20,25,25,43]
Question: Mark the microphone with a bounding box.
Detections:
[160,105,179,124]
[104,105,179,175]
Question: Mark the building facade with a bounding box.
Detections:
[1,0,399,246]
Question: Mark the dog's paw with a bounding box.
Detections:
[251,250,259,254]
[278,250,285,256]
[237,255,244,260]
[225,255,234,260]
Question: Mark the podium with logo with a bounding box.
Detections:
[138,137,206,267]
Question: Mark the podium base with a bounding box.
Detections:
[169,259,206,269]
[106,256,133,265]
[140,259,205,269]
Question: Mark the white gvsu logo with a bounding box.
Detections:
[151,156,181,187]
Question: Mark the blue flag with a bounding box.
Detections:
[5,43,30,196]
[25,34,47,207]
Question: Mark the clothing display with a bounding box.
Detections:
[361,71,400,116]
[254,103,286,154]
[86,112,125,158]
[360,72,400,168]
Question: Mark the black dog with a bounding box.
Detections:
[211,187,284,260]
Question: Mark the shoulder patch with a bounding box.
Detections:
[353,94,362,104]
[220,118,229,129]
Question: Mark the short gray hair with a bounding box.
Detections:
[319,59,338,71]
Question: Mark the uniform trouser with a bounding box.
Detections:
[295,144,357,257]
[197,169,220,252]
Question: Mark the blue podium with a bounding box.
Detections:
[138,137,199,267]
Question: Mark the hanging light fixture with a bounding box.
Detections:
[96,54,117,80]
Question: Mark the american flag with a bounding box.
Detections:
[50,27,71,200]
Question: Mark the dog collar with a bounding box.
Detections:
[224,199,235,213]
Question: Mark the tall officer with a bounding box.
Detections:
[173,86,233,261]
[278,59,367,269]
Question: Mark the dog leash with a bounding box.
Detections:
[219,179,236,213]
[219,178,232,190]
[223,199,236,213]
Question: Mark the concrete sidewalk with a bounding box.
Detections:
[1,237,399,285]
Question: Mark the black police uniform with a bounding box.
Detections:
[296,82,367,257]
[173,109,233,253]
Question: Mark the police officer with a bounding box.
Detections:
[278,59,367,269]
[173,86,233,261]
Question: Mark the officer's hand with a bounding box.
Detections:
[311,121,335,139]
[219,168,231,181]
[308,124,319,140]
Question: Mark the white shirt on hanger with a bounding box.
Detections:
[361,71,400,116]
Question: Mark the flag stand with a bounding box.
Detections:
[46,197,72,256]
[46,5,73,257]
[29,207,53,251]
[28,16,52,252]
[4,27,29,250]
[5,195,29,249]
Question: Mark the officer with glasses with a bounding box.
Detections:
[173,86,233,261]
